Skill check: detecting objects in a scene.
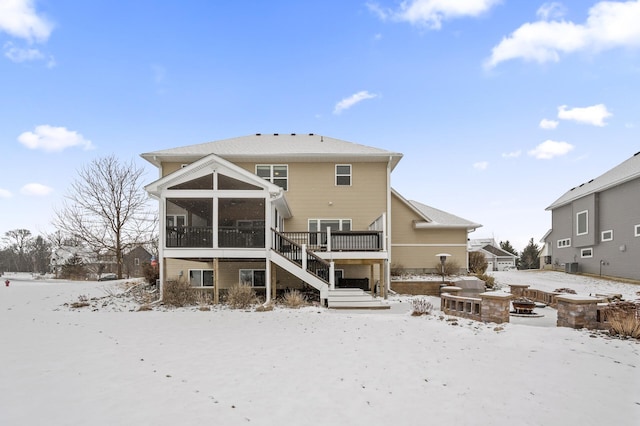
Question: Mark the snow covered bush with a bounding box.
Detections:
[410,297,433,316]
[163,280,196,307]
[281,289,307,308]
[225,283,258,309]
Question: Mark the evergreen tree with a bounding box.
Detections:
[519,238,540,270]
[499,240,518,256]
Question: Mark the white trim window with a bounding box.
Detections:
[189,269,214,287]
[635,224,640,237]
[335,164,352,186]
[576,210,588,236]
[256,165,288,190]
[581,248,593,258]
[601,230,613,242]
[557,238,571,248]
[239,269,266,287]
[134,258,140,266]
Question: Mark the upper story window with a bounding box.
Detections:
[256,165,288,190]
[336,164,352,186]
[635,224,640,237]
[601,230,613,242]
[557,238,571,248]
[576,210,588,236]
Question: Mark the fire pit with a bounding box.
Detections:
[512,298,536,314]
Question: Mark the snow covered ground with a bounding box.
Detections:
[1,271,639,425]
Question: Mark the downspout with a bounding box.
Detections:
[386,155,392,295]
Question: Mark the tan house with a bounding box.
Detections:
[142,134,480,307]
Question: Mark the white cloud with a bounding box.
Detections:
[368,0,501,29]
[18,125,94,152]
[536,2,566,21]
[502,150,521,158]
[473,161,489,170]
[0,188,13,198]
[485,0,640,68]
[539,118,559,129]
[3,41,42,61]
[0,0,53,42]
[333,91,378,114]
[528,140,574,159]
[557,104,612,126]
[20,183,53,196]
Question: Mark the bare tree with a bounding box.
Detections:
[4,229,33,271]
[53,156,155,278]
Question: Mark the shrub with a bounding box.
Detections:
[142,262,159,285]
[390,263,404,277]
[468,252,488,274]
[163,280,197,307]
[554,288,577,294]
[607,301,640,339]
[281,289,308,309]
[226,283,258,309]
[410,297,434,316]
[475,273,496,289]
[434,260,461,277]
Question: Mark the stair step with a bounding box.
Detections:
[329,300,390,309]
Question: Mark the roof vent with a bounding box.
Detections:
[588,179,594,183]
[635,151,640,156]
[274,133,279,136]
[308,133,314,136]
[291,133,296,136]
[256,133,261,136]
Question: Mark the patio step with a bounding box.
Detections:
[327,288,390,309]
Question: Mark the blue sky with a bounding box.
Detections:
[1,0,639,251]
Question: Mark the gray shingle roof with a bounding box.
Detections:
[408,199,482,230]
[141,133,403,170]
[546,151,640,210]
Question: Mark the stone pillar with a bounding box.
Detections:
[509,284,529,298]
[479,292,512,324]
[556,295,600,329]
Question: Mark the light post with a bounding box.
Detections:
[435,253,451,285]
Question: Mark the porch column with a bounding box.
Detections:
[265,256,271,304]
[370,264,375,296]
[271,264,277,301]
[329,261,335,290]
[381,260,387,299]
[213,258,219,304]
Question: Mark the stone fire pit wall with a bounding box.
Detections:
[441,291,512,324]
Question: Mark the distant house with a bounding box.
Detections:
[468,238,517,271]
[123,246,153,278]
[50,245,95,277]
[141,134,481,307]
[542,151,640,281]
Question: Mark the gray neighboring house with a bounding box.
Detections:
[542,151,640,281]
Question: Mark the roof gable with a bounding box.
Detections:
[392,189,481,230]
[546,151,640,210]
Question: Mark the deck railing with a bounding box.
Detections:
[166,226,213,248]
[271,229,330,283]
[278,230,383,252]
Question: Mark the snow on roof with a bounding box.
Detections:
[141,133,403,170]
[546,151,640,210]
[408,198,482,230]
[481,244,517,258]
